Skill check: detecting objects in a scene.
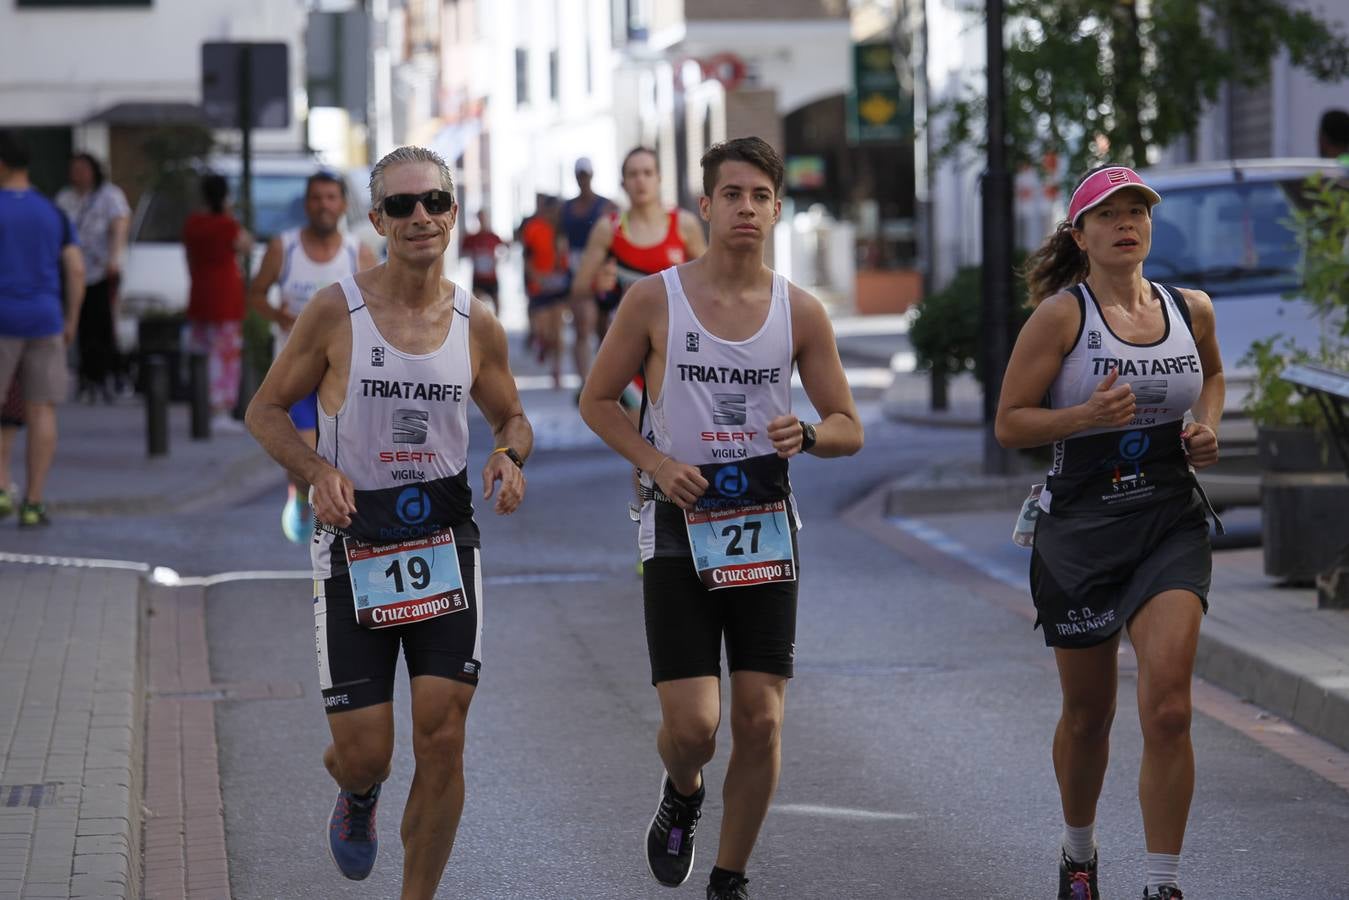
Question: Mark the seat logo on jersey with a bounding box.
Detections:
[686,332,700,352]
[713,393,746,426]
[393,408,429,444]
[714,465,750,498]
[396,487,432,525]
[372,346,385,367]
[1132,379,1168,405]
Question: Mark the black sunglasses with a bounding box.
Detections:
[381,190,455,218]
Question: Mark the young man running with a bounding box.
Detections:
[579,137,863,900]
[245,146,531,899]
[248,170,377,543]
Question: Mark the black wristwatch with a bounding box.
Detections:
[799,421,817,454]
[495,447,525,470]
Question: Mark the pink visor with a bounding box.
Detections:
[1067,167,1161,227]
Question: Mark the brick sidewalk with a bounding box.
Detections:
[0,564,143,900]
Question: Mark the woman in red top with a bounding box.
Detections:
[182,174,252,428]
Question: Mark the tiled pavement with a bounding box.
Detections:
[0,565,143,900]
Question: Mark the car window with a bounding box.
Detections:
[133,173,312,243]
[1143,179,1313,295]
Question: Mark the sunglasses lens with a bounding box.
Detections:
[422,191,453,214]
[382,194,417,217]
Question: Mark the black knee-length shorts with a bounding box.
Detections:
[1030,491,1211,649]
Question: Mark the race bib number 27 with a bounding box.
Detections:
[344,531,468,629]
[684,500,796,591]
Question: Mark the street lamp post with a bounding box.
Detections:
[981,0,1015,475]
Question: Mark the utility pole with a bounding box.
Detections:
[981,0,1014,475]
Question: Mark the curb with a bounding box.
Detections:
[46,447,280,520]
[859,477,1349,756]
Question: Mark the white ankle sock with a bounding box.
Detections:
[1062,822,1096,864]
[1146,852,1181,891]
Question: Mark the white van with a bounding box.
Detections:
[117,155,379,350]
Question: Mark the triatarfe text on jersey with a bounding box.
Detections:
[360,379,464,402]
[676,364,783,385]
[1089,355,1200,378]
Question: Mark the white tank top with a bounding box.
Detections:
[1041,282,1203,515]
[312,275,477,579]
[638,267,800,560]
[276,228,362,348]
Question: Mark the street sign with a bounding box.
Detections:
[849,42,912,145]
[202,42,291,129]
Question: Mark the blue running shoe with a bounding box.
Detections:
[327,783,380,880]
[282,485,314,544]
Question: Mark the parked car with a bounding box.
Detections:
[1138,158,1349,508]
[1139,158,1348,404]
[117,155,378,351]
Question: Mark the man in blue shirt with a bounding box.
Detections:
[0,131,84,527]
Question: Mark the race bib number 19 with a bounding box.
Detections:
[684,500,796,591]
[344,531,468,629]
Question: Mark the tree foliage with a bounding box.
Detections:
[938,0,1349,179]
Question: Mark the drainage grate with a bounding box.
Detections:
[0,783,61,808]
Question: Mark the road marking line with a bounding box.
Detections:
[774,804,918,821]
[0,551,149,571]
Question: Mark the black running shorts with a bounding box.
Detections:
[642,552,798,684]
[1030,491,1211,649]
[315,545,482,713]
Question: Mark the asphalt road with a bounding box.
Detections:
[7,354,1348,898]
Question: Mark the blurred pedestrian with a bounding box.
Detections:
[1317,108,1349,163]
[460,209,506,314]
[560,157,613,385]
[0,130,85,527]
[996,166,1225,900]
[183,173,252,432]
[56,152,129,402]
[248,169,375,543]
[522,195,570,388]
[0,374,23,517]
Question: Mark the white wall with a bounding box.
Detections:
[679,20,852,115]
[0,0,309,150]
[925,0,988,288]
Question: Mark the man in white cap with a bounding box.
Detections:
[560,157,613,391]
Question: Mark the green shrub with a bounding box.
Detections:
[909,261,1031,384]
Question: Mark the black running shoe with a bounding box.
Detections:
[708,873,750,899]
[645,772,703,887]
[1058,849,1099,900]
[1143,886,1183,900]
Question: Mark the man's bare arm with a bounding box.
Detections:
[247,237,287,324]
[780,287,863,458]
[468,302,532,514]
[579,277,709,508]
[245,287,344,487]
[60,245,85,344]
[569,216,615,299]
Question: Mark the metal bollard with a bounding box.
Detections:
[189,352,211,440]
[144,354,169,457]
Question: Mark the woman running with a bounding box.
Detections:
[995,166,1225,900]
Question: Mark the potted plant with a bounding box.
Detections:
[1249,173,1349,587]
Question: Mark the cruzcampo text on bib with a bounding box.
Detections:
[684,500,796,591]
[345,530,468,629]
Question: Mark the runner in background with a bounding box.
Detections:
[461,209,506,315]
[560,157,613,390]
[522,196,571,389]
